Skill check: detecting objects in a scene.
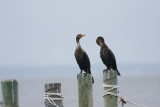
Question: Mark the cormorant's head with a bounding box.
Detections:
[76,34,86,42]
[96,36,105,46]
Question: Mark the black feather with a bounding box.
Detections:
[97,36,121,76]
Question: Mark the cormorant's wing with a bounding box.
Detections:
[101,48,117,68]
[107,48,118,70]
[75,49,91,72]
[82,50,91,70]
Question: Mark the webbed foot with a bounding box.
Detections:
[84,73,87,76]
[103,69,109,73]
[77,72,82,79]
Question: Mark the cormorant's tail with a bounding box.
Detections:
[88,70,94,84]
[116,70,121,76]
[92,76,94,84]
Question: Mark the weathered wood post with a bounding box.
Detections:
[44,83,63,107]
[77,73,93,107]
[1,79,19,107]
[103,70,118,107]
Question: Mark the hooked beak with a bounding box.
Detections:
[80,34,86,38]
[97,41,102,46]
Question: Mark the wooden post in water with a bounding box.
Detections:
[1,79,19,107]
[103,70,118,107]
[77,73,93,107]
[44,83,63,107]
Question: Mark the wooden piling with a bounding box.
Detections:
[44,83,63,107]
[1,79,19,107]
[103,70,118,107]
[77,73,93,107]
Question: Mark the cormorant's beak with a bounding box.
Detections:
[99,42,102,46]
[80,34,86,38]
[98,41,102,46]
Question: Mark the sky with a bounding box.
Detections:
[0,0,160,66]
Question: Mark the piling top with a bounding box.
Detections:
[103,70,117,81]
[44,83,63,107]
[45,83,61,93]
[1,79,17,83]
[77,73,93,86]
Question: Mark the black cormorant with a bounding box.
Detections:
[96,36,121,76]
[75,34,94,83]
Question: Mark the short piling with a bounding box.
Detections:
[44,83,63,107]
[1,79,19,107]
[103,70,118,107]
[77,73,93,107]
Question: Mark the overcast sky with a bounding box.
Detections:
[0,0,160,66]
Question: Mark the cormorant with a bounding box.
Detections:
[96,36,121,76]
[75,34,94,83]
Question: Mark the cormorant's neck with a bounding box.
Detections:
[76,40,81,49]
[101,42,108,48]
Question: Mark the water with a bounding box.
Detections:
[0,64,160,107]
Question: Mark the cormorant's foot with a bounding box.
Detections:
[77,73,82,79]
[103,69,109,73]
[84,73,87,76]
[79,72,82,75]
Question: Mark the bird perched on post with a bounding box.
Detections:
[75,34,94,83]
[96,36,121,76]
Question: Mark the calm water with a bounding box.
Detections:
[0,64,160,107]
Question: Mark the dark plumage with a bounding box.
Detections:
[96,36,121,76]
[75,34,94,83]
